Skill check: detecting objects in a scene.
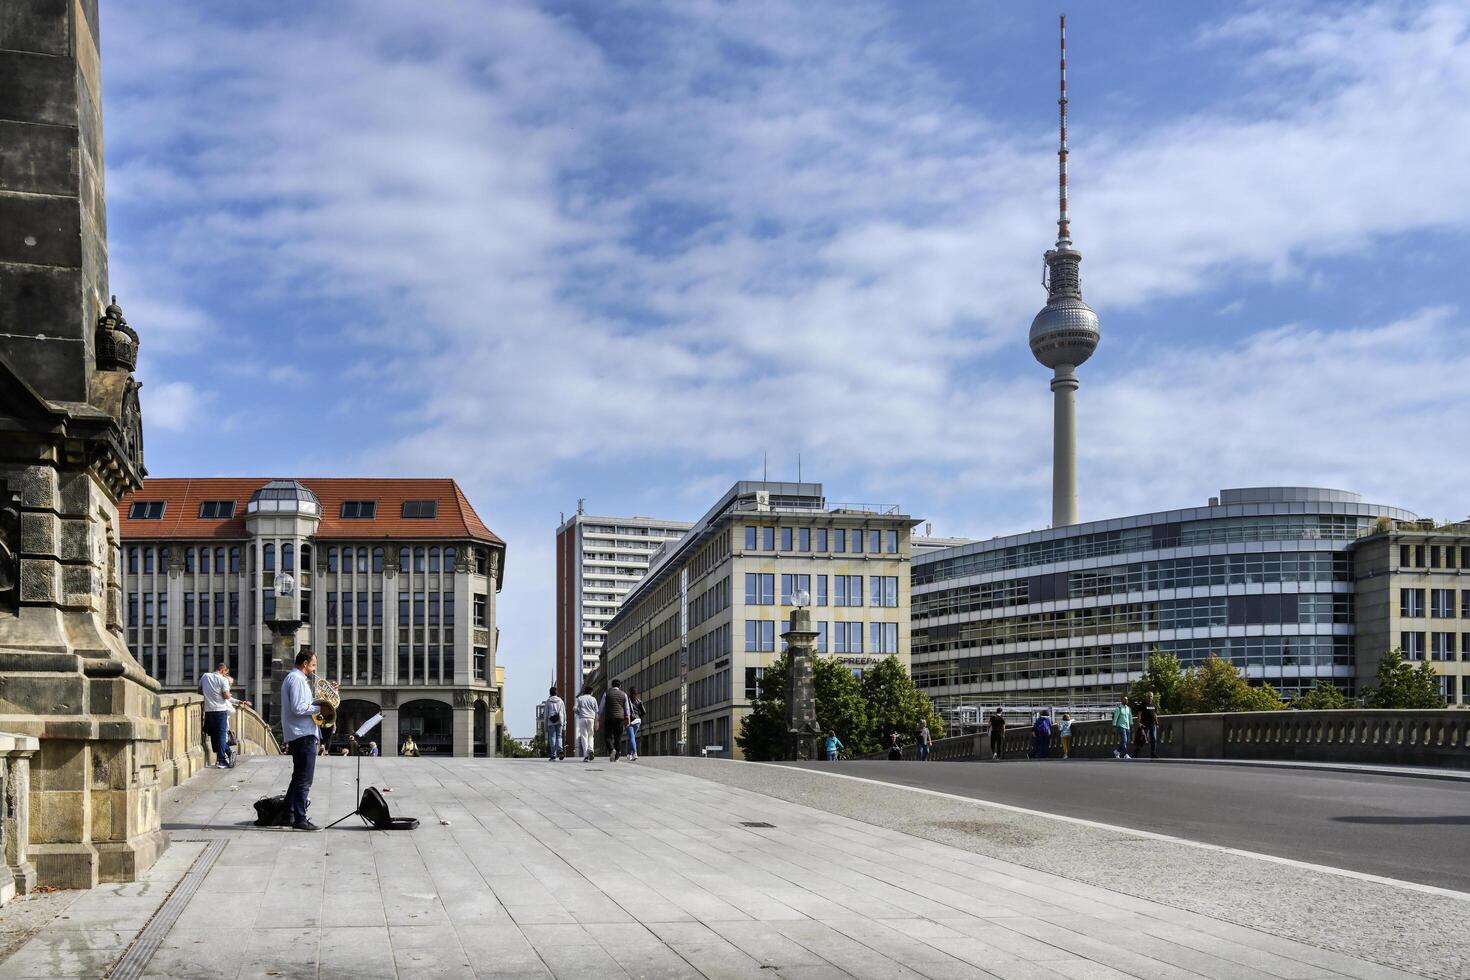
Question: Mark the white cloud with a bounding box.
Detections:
[141,380,212,433]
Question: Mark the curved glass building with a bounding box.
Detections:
[911,487,1431,713]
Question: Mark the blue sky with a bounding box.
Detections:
[101,1,1470,733]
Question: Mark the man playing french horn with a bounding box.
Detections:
[281,649,330,831]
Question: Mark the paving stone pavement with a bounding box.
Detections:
[0,756,1444,979]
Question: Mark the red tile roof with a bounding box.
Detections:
[119,478,505,546]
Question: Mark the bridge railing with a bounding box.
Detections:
[858,710,1470,768]
[158,694,281,790]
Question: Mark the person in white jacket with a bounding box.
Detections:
[574,684,599,762]
[200,663,249,768]
[543,686,566,761]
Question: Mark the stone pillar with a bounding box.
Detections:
[452,695,473,758]
[0,733,39,902]
[783,607,821,761]
[380,701,399,757]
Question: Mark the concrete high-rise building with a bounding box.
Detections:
[118,477,506,757]
[554,508,691,706]
[601,482,920,758]
[1029,16,1100,529]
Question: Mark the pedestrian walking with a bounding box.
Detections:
[574,684,598,761]
[600,679,632,763]
[1140,692,1159,759]
[1031,710,1052,759]
[916,722,932,761]
[543,686,566,761]
[200,662,249,768]
[1058,713,1073,759]
[988,709,1007,759]
[626,686,645,761]
[823,733,844,761]
[886,731,903,761]
[1112,695,1133,759]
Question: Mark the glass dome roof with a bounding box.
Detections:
[246,479,321,516]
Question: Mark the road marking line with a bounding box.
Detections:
[762,763,1470,902]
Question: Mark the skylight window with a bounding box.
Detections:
[129,501,165,520]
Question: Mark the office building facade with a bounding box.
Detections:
[602,481,919,758]
[909,487,1469,720]
[554,510,691,706]
[119,477,506,756]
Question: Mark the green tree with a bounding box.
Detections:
[1128,649,1186,712]
[736,653,872,760]
[1177,656,1286,713]
[862,656,945,745]
[1360,649,1447,708]
[1291,680,1348,710]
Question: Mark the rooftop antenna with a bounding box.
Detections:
[577,497,585,516]
[1056,13,1070,250]
[763,451,767,482]
[798,452,802,483]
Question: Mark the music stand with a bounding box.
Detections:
[326,713,383,830]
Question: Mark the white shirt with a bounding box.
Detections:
[200,672,238,713]
[544,695,565,723]
[280,669,318,743]
[573,693,598,721]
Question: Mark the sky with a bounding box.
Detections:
[100,1,1470,735]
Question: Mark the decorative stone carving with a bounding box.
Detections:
[0,490,19,612]
[380,690,397,709]
[454,548,473,574]
[119,380,144,476]
[382,557,398,578]
[95,298,139,374]
[453,690,474,708]
[485,690,501,711]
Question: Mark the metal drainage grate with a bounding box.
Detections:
[740,821,776,828]
[108,838,227,980]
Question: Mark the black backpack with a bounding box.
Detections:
[253,794,292,827]
[358,787,419,830]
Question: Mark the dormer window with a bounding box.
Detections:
[340,500,377,519]
[401,500,437,519]
[129,501,165,519]
[198,500,236,519]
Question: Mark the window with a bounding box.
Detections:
[744,526,757,549]
[1399,544,1411,567]
[816,621,828,653]
[197,593,209,626]
[816,528,828,552]
[780,574,811,605]
[1416,545,1426,567]
[474,647,487,680]
[263,543,275,572]
[1463,591,1470,619]
[143,547,154,574]
[373,547,384,573]
[327,592,339,626]
[200,548,212,575]
[869,576,898,608]
[1431,589,1455,618]
[745,666,765,700]
[282,542,294,571]
[429,547,441,572]
[816,575,828,607]
[263,591,275,621]
[340,500,377,519]
[762,527,775,551]
[443,546,455,570]
[127,547,138,574]
[401,500,437,519]
[128,501,165,520]
[1431,546,1442,569]
[414,548,425,573]
[127,593,138,627]
[372,592,383,626]
[744,620,775,652]
[1400,588,1425,618]
[143,594,154,625]
[869,530,882,553]
[184,592,194,626]
[184,548,195,574]
[834,622,863,654]
[780,527,793,551]
[1401,631,1425,660]
[834,575,863,607]
[884,530,898,553]
[1431,632,1456,661]
[229,547,240,573]
[744,573,775,605]
[833,529,846,553]
[798,528,811,552]
[197,500,235,519]
[870,622,899,654]
[473,593,488,626]
[229,592,239,626]
[326,547,339,573]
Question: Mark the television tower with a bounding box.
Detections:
[1029,14,1100,528]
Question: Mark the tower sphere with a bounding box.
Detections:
[1029,295,1099,370]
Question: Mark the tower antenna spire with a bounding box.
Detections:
[1057,13,1070,249]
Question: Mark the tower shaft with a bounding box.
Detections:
[1051,367,1079,528]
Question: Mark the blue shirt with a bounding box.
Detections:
[281,669,318,743]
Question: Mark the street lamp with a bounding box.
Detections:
[275,570,296,597]
[794,588,811,609]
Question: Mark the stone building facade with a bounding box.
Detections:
[601,482,919,758]
[118,477,506,756]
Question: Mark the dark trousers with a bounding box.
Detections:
[1146,724,1159,758]
[286,735,317,824]
[604,718,626,756]
[204,711,230,764]
[1033,733,1050,758]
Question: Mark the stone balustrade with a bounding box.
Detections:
[158,695,281,791]
[863,709,1470,768]
[0,732,39,906]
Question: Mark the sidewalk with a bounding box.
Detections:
[0,755,1446,979]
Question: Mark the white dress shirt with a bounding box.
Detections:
[200,672,239,713]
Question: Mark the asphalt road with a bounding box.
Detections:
[781,759,1470,891]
